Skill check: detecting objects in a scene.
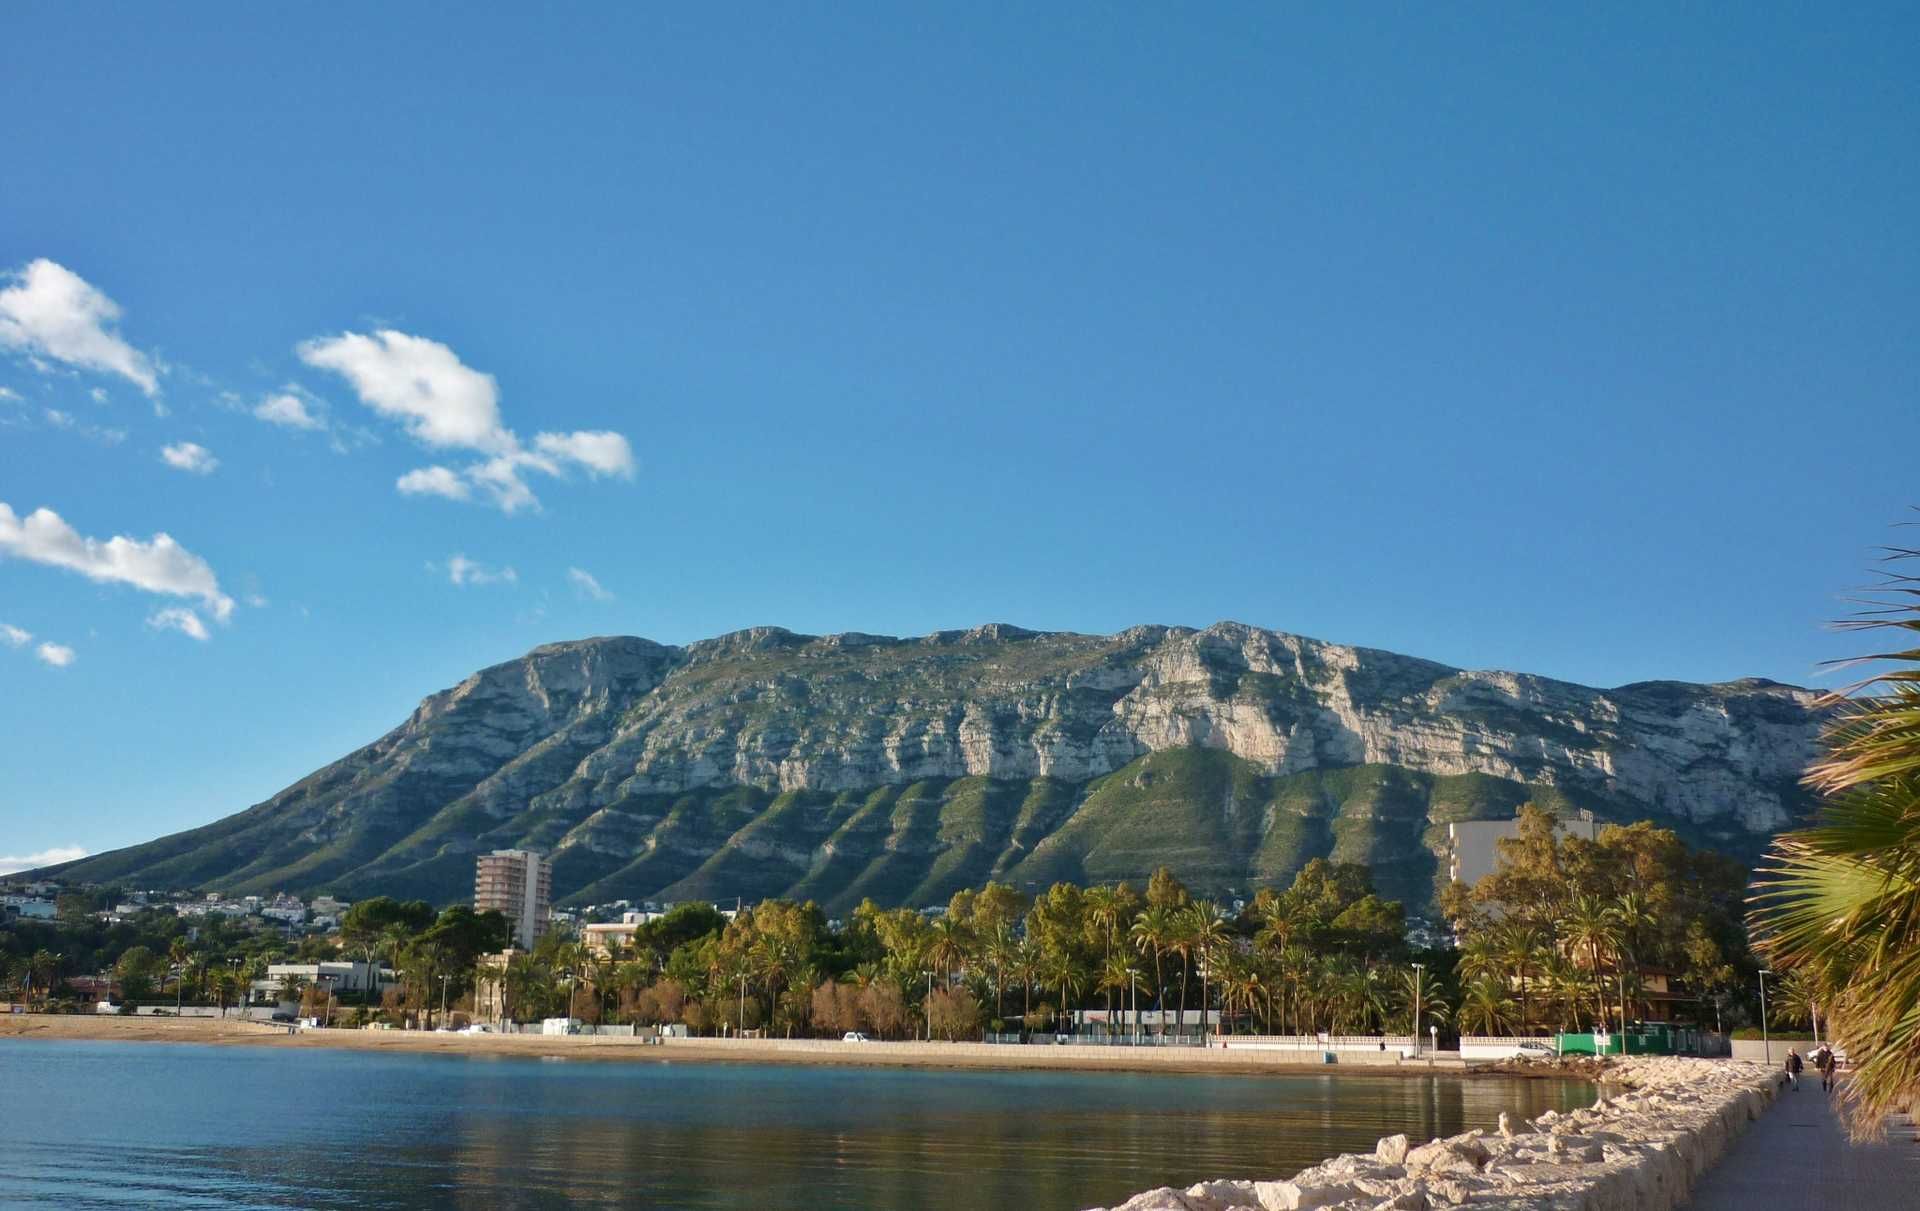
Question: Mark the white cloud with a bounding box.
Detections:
[534,430,636,478]
[0,622,29,647]
[568,566,613,601]
[396,465,471,501]
[245,593,269,608]
[0,386,19,401]
[0,845,87,876]
[442,554,517,587]
[0,501,234,622]
[298,328,635,513]
[160,441,219,474]
[0,259,159,395]
[466,455,540,513]
[253,391,324,430]
[298,330,509,452]
[148,606,211,640]
[90,386,108,403]
[35,641,75,667]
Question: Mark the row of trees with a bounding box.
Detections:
[1442,808,1758,1036]
[481,860,1451,1041]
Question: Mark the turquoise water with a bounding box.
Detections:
[0,1042,1591,1210]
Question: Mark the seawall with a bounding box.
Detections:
[1086,1056,1781,1211]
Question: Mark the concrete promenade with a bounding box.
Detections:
[1687,1078,1917,1210]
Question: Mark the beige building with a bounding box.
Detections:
[582,910,668,958]
[474,849,552,950]
[1447,810,1600,889]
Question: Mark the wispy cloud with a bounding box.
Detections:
[42,407,126,445]
[148,606,211,641]
[35,641,75,667]
[299,329,634,513]
[160,441,219,475]
[0,501,234,622]
[438,553,517,587]
[0,845,88,875]
[0,259,159,395]
[568,566,613,601]
[397,465,470,502]
[1,622,30,647]
[253,390,324,430]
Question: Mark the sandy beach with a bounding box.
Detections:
[0,1013,1523,1078]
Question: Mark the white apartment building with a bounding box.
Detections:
[474,849,552,950]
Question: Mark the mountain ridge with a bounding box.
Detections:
[40,621,1824,911]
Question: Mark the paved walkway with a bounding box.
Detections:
[1688,1077,1919,1209]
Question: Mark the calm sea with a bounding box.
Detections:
[0,1041,1590,1210]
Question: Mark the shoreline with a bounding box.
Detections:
[0,1013,1559,1081]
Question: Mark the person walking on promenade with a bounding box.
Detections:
[1786,1048,1803,1090]
[1816,1045,1837,1092]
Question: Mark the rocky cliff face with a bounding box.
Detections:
[47,622,1823,910]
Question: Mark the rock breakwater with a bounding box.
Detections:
[1086,1057,1781,1211]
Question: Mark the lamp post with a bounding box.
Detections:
[318,974,335,1028]
[1758,970,1772,1067]
[1411,963,1425,1059]
[737,970,747,1038]
[439,974,451,1030]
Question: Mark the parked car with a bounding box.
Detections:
[842,1031,872,1043]
[1516,1040,1556,1055]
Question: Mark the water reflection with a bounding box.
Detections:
[0,1043,1590,1210]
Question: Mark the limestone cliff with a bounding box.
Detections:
[46,622,1821,910]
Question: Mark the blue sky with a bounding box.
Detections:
[2,6,1915,866]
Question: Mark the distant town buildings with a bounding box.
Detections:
[474,849,552,949]
[0,894,55,921]
[1447,810,1600,890]
[256,961,395,1001]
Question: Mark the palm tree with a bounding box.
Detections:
[1183,901,1228,1043]
[1612,891,1655,1035]
[169,939,193,1013]
[1395,967,1451,1036]
[1041,948,1087,1035]
[1457,974,1513,1036]
[1084,885,1127,961]
[1495,921,1545,1034]
[1008,938,1041,1024]
[1562,893,1622,1033]
[1097,952,1141,1037]
[982,929,1016,1019]
[927,917,970,988]
[1130,907,1176,1034]
[1541,956,1594,1033]
[1752,554,1920,1132]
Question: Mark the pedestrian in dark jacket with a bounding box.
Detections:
[1786,1048,1803,1090]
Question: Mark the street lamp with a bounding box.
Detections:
[1758,970,1772,1067]
[1411,963,1426,1059]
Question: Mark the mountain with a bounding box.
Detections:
[43,622,1824,912]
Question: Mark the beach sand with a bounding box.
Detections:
[0,1013,1495,1077]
